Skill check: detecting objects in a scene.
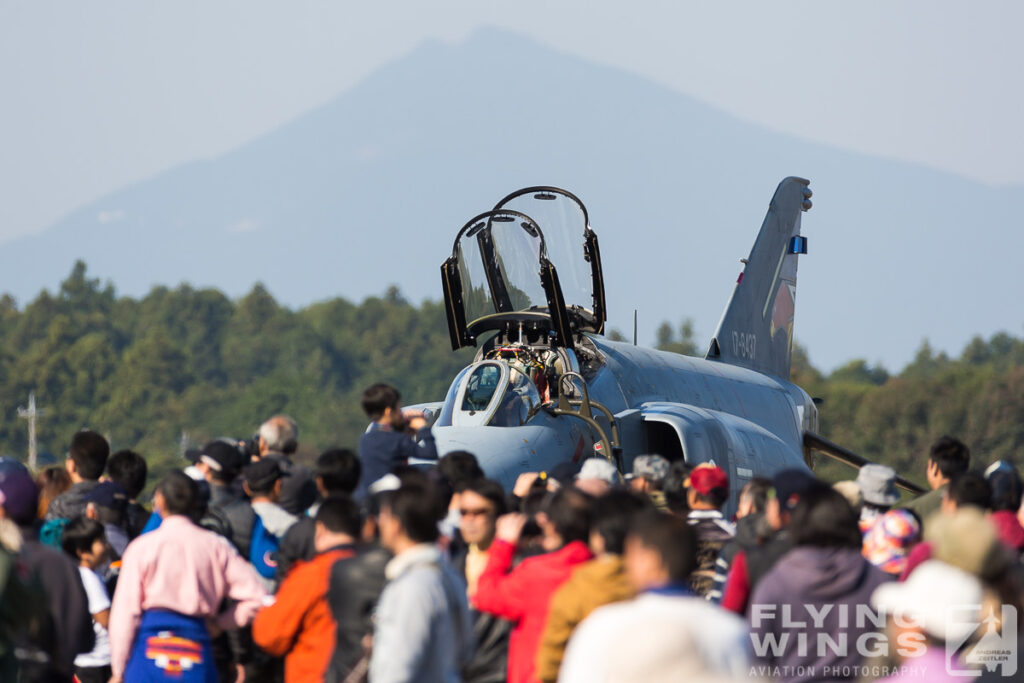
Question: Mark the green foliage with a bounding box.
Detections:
[812,333,1024,482]
[828,359,890,386]
[1,262,470,482]
[655,318,699,357]
[3,263,1021,490]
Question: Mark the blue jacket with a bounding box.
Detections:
[357,425,438,499]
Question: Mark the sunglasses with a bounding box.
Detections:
[459,507,494,518]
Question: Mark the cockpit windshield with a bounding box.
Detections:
[435,360,541,428]
[455,214,548,324]
[441,187,606,351]
[494,188,596,321]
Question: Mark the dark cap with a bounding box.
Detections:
[199,441,244,479]
[244,458,288,491]
[84,481,128,511]
[0,459,38,525]
[772,468,823,510]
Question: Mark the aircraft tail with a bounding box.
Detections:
[706,177,812,379]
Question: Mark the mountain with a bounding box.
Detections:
[5,28,1022,371]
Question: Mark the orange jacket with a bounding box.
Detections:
[252,545,356,682]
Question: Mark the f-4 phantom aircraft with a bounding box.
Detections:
[414,178,922,511]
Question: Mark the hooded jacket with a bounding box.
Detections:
[473,539,593,683]
[749,546,891,683]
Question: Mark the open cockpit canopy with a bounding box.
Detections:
[441,187,606,350]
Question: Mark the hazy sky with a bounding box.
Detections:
[2,2,1022,248]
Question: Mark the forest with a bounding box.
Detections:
[2,262,1022,488]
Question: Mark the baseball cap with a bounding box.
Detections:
[685,463,729,496]
[243,458,289,491]
[771,468,822,510]
[630,455,670,482]
[578,457,621,484]
[199,440,244,479]
[84,481,128,511]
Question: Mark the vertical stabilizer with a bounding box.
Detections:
[706,177,812,379]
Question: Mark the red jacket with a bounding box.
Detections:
[252,545,356,682]
[473,540,593,683]
[991,510,1024,551]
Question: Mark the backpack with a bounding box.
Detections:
[209,497,256,559]
[249,513,281,579]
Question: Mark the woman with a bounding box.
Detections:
[36,466,71,520]
[749,485,891,683]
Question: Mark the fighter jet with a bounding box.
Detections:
[413,178,921,510]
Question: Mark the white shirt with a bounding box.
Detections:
[75,566,112,668]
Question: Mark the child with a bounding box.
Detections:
[356,383,438,500]
[61,517,112,683]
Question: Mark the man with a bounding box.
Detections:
[749,487,890,683]
[326,481,395,681]
[83,481,130,558]
[252,496,360,681]
[256,415,317,515]
[357,383,439,500]
[195,440,253,552]
[473,487,594,683]
[574,458,619,497]
[902,435,970,523]
[900,470,991,579]
[243,458,299,587]
[559,512,750,682]
[721,468,823,614]
[683,463,735,598]
[984,461,1024,552]
[370,483,471,683]
[276,447,361,579]
[0,459,94,681]
[108,471,266,683]
[195,441,262,683]
[46,430,110,521]
[710,477,771,604]
[626,454,669,511]
[536,489,651,683]
[105,449,150,538]
[453,478,511,683]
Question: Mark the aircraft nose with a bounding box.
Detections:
[429,424,564,488]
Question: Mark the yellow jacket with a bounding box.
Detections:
[535,555,635,683]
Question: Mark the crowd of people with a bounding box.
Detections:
[0,383,1022,683]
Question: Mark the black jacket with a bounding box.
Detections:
[17,526,95,679]
[44,480,100,521]
[275,516,315,581]
[326,545,390,680]
[124,501,151,540]
[261,452,317,516]
[453,549,512,683]
[208,481,256,558]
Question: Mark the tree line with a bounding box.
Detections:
[2,262,1021,486]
